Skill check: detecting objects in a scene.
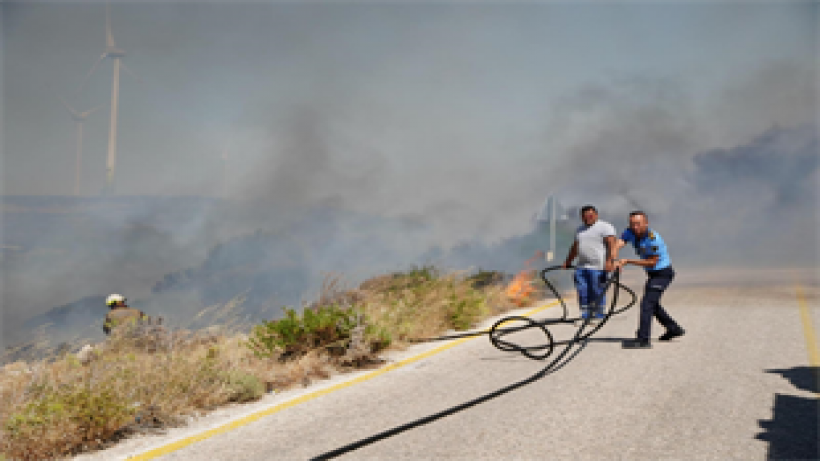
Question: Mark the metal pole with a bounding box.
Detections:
[105,58,120,195]
[548,195,556,261]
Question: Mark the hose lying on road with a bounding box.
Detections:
[311,267,638,460]
[409,265,638,361]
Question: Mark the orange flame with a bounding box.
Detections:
[505,253,541,306]
[506,270,535,306]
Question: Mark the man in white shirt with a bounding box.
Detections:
[561,205,617,320]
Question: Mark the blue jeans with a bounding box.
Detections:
[574,268,608,318]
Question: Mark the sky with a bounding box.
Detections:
[1,1,818,348]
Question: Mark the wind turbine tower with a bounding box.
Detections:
[57,95,102,195]
[79,3,138,195]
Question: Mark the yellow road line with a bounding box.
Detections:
[796,284,819,397]
[128,300,560,460]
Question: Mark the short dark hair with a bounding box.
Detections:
[580,205,597,215]
[629,210,647,219]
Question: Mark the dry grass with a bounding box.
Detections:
[0,266,523,460]
[355,267,517,343]
[0,328,339,460]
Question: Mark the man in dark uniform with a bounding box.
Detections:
[613,211,685,349]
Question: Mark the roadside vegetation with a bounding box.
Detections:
[0,266,542,460]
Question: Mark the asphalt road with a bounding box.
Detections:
[131,268,820,460]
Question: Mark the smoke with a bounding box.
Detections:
[538,76,699,211]
[524,67,817,267]
[693,125,817,208]
[675,124,818,264]
[1,198,215,338]
[236,102,387,210]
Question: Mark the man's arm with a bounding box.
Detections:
[616,255,659,269]
[604,235,616,271]
[563,240,578,268]
[612,238,631,270]
[613,238,628,258]
[103,314,112,335]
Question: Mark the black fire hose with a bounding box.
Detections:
[409,265,638,361]
[311,267,638,460]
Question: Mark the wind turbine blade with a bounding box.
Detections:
[77,53,106,94]
[81,105,106,117]
[105,2,116,49]
[56,94,74,113]
[120,62,142,83]
[52,88,81,118]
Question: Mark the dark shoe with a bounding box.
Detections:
[659,328,685,341]
[622,338,651,349]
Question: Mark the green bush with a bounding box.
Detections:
[224,371,265,403]
[6,386,134,440]
[446,288,486,331]
[387,265,439,291]
[246,304,360,359]
[466,269,505,289]
[402,265,438,281]
[364,324,392,352]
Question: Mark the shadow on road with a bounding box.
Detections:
[756,366,819,460]
[766,366,819,394]
[310,339,589,460]
[585,336,633,343]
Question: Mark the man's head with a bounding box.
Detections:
[628,211,649,237]
[580,205,598,226]
[105,294,127,310]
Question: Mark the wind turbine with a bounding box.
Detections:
[56,95,103,196]
[78,3,139,195]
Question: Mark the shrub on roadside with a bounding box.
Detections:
[445,286,488,330]
[0,341,269,460]
[245,304,361,360]
[223,371,265,403]
[358,267,507,341]
[364,324,392,352]
[3,383,134,460]
[465,269,506,289]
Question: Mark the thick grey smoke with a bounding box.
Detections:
[519,62,817,268]
[677,124,818,264]
[693,126,817,208]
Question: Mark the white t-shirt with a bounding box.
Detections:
[575,220,616,270]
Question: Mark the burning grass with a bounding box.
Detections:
[0,265,533,460]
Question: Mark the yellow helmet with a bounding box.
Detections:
[106,293,126,307]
